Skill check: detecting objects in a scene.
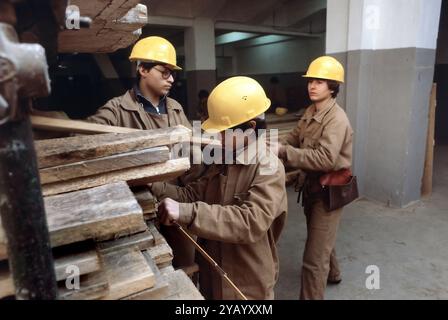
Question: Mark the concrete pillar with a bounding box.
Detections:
[184,18,216,119]
[326,0,442,207]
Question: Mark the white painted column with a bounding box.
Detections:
[326,0,442,207]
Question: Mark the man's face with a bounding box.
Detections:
[139,64,175,96]
[307,79,332,103]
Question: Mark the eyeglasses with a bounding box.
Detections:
[153,67,176,80]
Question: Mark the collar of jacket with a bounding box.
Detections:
[119,88,183,112]
[302,98,337,124]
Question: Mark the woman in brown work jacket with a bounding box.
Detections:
[278,56,354,300]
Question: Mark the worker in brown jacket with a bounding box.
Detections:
[278,56,353,300]
[151,76,288,300]
[86,36,201,271]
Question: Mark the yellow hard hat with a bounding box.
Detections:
[303,56,344,83]
[129,36,181,70]
[275,107,288,116]
[202,76,271,132]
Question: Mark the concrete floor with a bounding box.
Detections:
[274,144,448,300]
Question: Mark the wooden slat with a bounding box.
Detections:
[422,83,437,197]
[164,270,204,300]
[42,157,190,196]
[100,246,155,300]
[147,238,173,267]
[45,181,146,248]
[133,188,157,214]
[1,247,101,298]
[54,249,101,281]
[122,250,170,300]
[35,125,191,169]
[147,221,164,246]
[96,230,154,254]
[40,146,170,184]
[31,115,140,135]
[59,270,109,300]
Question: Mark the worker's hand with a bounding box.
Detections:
[157,198,180,226]
[278,143,286,159]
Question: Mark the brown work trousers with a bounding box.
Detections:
[300,199,342,300]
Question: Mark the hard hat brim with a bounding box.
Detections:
[302,74,344,83]
[130,58,182,70]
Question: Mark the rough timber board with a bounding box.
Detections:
[121,250,169,300]
[59,270,109,300]
[35,125,191,169]
[40,146,170,184]
[100,246,155,300]
[45,181,146,247]
[96,230,154,253]
[42,158,190,196]
[58,1,147,53]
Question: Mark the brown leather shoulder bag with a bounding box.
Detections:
[319,168,359,211]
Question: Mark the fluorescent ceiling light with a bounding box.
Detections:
[215,32,259,45]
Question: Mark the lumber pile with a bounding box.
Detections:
[58,1,147,53]
[0,126,203,300]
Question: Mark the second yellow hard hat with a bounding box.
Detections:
[303,56,344,83]
[202,76,271,132]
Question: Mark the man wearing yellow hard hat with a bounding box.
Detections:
[150,76,287,300]
[87,36,189,130]
[87,36,201,272]
[278,56,354,299]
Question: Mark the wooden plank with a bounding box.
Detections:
[35,125,191,169]
[40,146,170,184]
[31,115,140,135]
[59,270,109,300]
[422,83,437,197]
[100,246,155,300]
[133,188,157,214]
[122,250,170,300]
[96,230,154,254]
[44,181,146,248]
[147,238,173,267]
[42,157,190,196]
[164,270,204,300]
[147,221,164,246]
[1,247,101,298]
[54,249,101,281]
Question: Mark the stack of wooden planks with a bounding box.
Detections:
[0,125,203,300]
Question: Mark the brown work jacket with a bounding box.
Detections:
[151,148,288,300]
[86,89,207,184]
[282,98,353,173]
[86,89,192,130]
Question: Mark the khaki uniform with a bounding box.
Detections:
[151,149,288,300]
[86,88,202,269]
[282,98,353,299]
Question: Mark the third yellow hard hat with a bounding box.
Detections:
[303,56,344,83]
[202,76,271,132]
[129,36,181,70]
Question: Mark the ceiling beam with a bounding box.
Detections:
[215,22,320,38]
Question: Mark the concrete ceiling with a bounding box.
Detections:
[142,0,326,30]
